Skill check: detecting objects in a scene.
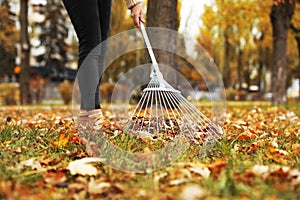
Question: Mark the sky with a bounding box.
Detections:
[179,0,213,38]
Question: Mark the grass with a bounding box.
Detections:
[0,101,299,199]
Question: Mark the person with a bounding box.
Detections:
[62,0,145,131]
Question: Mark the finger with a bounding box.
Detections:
[139,13,145,23]
[134,15,140,28]
[130,12,138,27]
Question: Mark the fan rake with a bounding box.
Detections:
[124,22,223,145]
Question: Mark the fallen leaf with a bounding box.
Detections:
[252,165,269,179]
[19,158,44,172]
[169,178,187,186]
[290,169,300,186]
[42,170,66,185]
[237,131,256,140]
[208,159,227,177]
[180,185,206,200]
[190,167,210,179]
[67,157,105,176]
[68,176,88,191]
[53,133,69,147]
[88,178,111,195]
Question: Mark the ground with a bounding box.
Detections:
[0,101,299,200]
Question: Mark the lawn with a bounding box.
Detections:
[0,101,299,200]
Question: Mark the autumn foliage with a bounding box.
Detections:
[0,103,299,199]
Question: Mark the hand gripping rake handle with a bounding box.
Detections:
[140,22,163,78]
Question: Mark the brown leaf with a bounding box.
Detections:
[237,131,256,140]
[88,178,111,195]
[42,170,66,185]
[208,159,227,177]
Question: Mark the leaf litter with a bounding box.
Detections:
[0,104,299,199]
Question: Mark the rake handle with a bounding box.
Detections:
[140,22,162,78]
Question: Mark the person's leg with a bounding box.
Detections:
[98,0,112,41]
[93,0,112,109]
[62,0,104,110]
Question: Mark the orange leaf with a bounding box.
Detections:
[268,145,277,153]
[292,145,300,155]
[53,133,69,147]
[237,131,256,140]
[208,159,227,177]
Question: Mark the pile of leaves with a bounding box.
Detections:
[0,103,299,199]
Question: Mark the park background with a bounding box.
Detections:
[0,0,300,199]
[0,0,299,105]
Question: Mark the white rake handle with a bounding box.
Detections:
[140,22,162,77]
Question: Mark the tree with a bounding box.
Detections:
[146,0,179,83]
[200,0,260,89]
[290,1,300,100]
[19,0,31,104]
[270,0,295,104]
[34,0,69,80]
[0,0,18,80]
[254,1,273,98]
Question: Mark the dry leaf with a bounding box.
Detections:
[19,158,44,172]
[169,178,187,186]
[180,185,206,200]
[67,157,105,176]
[42,171,66,185]
[190,167,210,179]
[88,178,111,195]
[252,165,269,178]
[53,133,69,147]
[237,131,256,140]
[290,169,300,186]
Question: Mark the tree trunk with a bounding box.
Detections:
[19,0,31,104]
[270,0,295,105]
[298,43,300,101]
[257,36,268,99]
[257,59,265,99]
[223,27,231,88]
[146,0,178,85]
[290,24,300,101]
[237,48,243,90]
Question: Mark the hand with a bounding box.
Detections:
[130,3,145,28]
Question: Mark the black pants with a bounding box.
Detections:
[62,0,112,110]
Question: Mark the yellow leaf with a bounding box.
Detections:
[4,141,12,145]
[53,133,69,147]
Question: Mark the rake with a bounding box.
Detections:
[124,22,223,145]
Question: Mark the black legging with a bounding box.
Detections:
[62,0,112,110]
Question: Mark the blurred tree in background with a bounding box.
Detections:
[200,0,299,102]
[200,0,271,90]
[33,0,69,80]
[19,0,31,104]
[0,0,299,104]
[290,0,300,100]
[0,0,18,80]
[270,0,295,105]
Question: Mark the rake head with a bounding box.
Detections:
[124,22,223,145]
[124,64,223,145]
